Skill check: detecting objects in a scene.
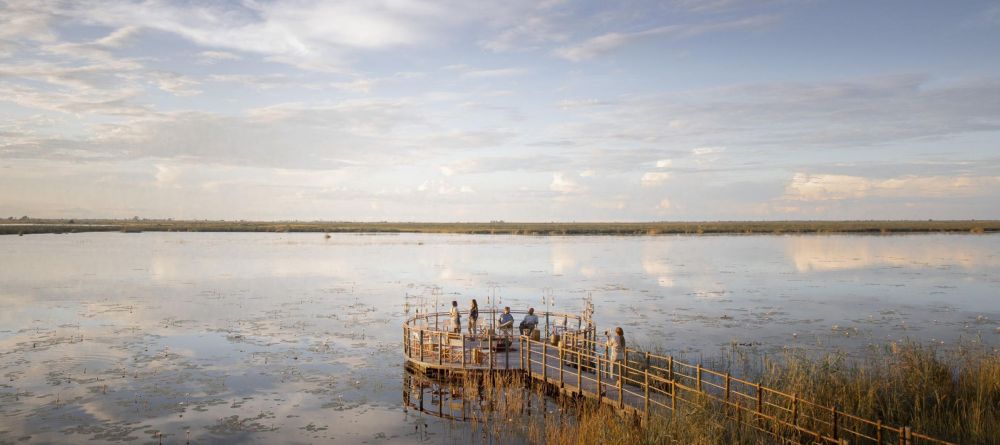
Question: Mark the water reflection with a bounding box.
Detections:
[0,232,997,444]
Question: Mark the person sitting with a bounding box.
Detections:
[519,307,539,336]
[497,306,514,337]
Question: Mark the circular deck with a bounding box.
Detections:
[402,309,595,374]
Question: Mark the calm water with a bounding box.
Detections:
[1,233,997,444]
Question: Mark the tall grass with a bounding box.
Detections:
[416,341,998,444]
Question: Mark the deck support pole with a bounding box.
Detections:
[559,341,564,388]
[577,349,582,391]
[793,393,799,426]
[644,368,650,420]
[419,330,424,362]
[542,342,548,383]
[832,406,839,440]
[597,357,602,403]
[697,363,702,392]
[461,335,466,368]
[618,361,624,408]
[438,333,443,366]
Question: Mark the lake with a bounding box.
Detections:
[1,232,997,444]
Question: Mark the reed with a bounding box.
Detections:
[427,341,997,444]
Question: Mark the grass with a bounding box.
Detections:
[3,218,1000,236]
[418,341,999,444]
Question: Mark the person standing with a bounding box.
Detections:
[605,327,625,381]
[468,299,479,336]
[449,300,461,334]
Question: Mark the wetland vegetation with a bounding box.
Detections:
[2,218,999,236]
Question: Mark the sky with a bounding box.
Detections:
[1,0,999,222]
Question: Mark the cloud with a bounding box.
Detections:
[52,0,473,71]
[461,68,528,78]
[555,15,777,61]
[658,198,672,209]
[550,172,584,193]
[198,50,242,62]
[554,76,1000,150]
[641,171,671,187]
[655,159,673,168]
[783,173,1000,201]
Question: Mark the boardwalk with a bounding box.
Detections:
[403,310,953,445]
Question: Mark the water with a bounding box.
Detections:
[0,232,997,444]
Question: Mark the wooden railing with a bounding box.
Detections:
[520,335,955,445]
[402,309,595,371]
[402,310,953,444]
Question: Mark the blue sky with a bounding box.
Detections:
[1,0,999,221]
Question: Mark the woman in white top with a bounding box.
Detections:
[449,300,461,333]
[605,326,625,381]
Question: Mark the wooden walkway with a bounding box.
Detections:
[403,310,953,445]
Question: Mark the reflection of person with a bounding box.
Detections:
[519,307,539,335]
[468,299,479,336]
[498,306,514,337]
[449,300,461,333]
[605,327,625,381]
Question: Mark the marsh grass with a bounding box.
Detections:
[3,219,1000,236]
[424,341,997,444]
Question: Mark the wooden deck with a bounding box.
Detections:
[402,310,953,445]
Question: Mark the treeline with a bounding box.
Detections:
[2,219,998,236]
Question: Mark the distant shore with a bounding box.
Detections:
[2,219,998,236]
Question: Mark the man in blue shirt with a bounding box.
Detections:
[498,306,515,338]
[519,307,539,335]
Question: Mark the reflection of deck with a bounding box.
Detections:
[403,311,953,445]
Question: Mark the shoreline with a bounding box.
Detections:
[1,219,998,236]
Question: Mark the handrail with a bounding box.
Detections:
[517,335,954,445]
[402,310,953,445]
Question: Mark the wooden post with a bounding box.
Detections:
[668,355,674,381]
[645,351,650,373]
[670,379,676,412]
[623,350,629,384]
[696,363,702,392]
[832,406,839,440]
[756,382,763,415]
[461,334,466,368]
[792,393,799,425]
[644,368,650,420]
[597,356,602,402]
[725,373,731,403]
[875,419,882,445]
[904,426,912,445]
[542,342,548,382]
[488,330,494,371]
[419,330,424,362]
[438,333,443,366]
[505,330,510,369]
[545,312,550,338]
[577,349,582,390]
[618,361,624,408]
[559,341,564,388]
[403,326,408,357]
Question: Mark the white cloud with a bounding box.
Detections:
[579,169,595,177]
[555,15,777,61]
[550,172,584,193]
[198,50,242,61]
[655,159,673,168]
[658,198,672,209]
[461,68,528,78]
[784,173,1000,201]
[641,171,671,187]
